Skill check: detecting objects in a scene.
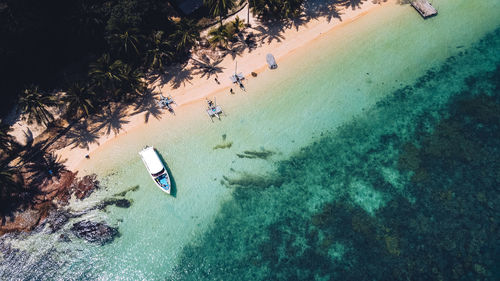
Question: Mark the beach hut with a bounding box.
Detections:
[266,54,277,69]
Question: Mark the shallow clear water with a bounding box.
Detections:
[1,0,500,280]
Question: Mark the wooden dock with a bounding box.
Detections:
[411,0,438,18]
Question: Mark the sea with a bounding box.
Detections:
[1,0,499,280]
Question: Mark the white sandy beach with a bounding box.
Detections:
[50,0,390,171]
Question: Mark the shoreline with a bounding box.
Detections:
[56,1,392,172]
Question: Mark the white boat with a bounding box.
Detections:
[139,146,171,194]
[266,53,277,69]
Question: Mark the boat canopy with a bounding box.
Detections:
[139,147,164,174]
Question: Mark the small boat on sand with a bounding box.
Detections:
[139,146,171,194]
[229,62,246,91]
[229,72,245,83]
[266,53,277,69]
[158,95,176,114]
[206,98,223,121]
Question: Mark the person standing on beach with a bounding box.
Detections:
[230,88,234,94]
[215,77,220,84]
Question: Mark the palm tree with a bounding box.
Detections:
[62,82,95,119]
[281,0,303,19]
[0,161,21,198]
[108,28,142,59]
[0,124,13,153]
[118,64,146,101]
[146,30,174,71]
[171,19,201,52]
[250,0,303,19]
[208,26,233,47]
[232,16,245,33]
[18,85,57,126]
[204,0,237,27]
[89,54,124,95]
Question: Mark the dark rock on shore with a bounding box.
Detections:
[44,210,72,233]
[70,220,118,245]
[37,170,76,205]
[72,174,99,200]
[0,172,104,238]
[0,209,42,236]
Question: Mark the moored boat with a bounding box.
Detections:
[266,53,277,69]
[139,146,171,194]
[206,98,223,121]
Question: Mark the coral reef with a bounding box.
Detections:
[70,220,118,245]
[169,28,500,280]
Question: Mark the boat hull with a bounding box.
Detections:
[139,146,172,195]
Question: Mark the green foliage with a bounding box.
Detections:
[89,54,125,95]
[117,64,146,101]
[232,16,245,33]
[204,0,237,26]
[107,28,143,60]
[106,0,148,32]
[171,19,201,52]
[0,0,198,118]
[0,162,20,196]
[208,26,233,47]
[146,30,174,71]
[207,16,246,47]
[62,82,95,119]
[250,0,304,20]
[0,124,14,152]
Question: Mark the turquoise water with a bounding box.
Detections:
[1,0,500,280]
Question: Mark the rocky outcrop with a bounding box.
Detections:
[0,209,41,236]
[44,210,72,233]
[0,172,100,236]
[72,174,99,200]
[37,170,76,204]
[70,220,118,245]
[35,172,99,205]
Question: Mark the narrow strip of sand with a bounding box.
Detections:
[57,0,394,172]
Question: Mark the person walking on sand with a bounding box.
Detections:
[230,88,234,94]
[215,77,220,84]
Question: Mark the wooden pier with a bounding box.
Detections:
[411,0,438,18]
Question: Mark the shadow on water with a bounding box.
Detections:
[155,150,177,198]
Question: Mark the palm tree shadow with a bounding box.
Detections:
[144,63,194,90]
[92,105,130,136]
[19,138,48,164]
[160,63,195,89]
[339,0,367,10]
[65,120,100,150]
[155,151,177,197]
[240,32,258,53]
[132,89,163,123]
[191,57,226,79]
[285,15,309,31]
[304,0,343,22]
[25,152,68,185]
[252,23,286,44]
